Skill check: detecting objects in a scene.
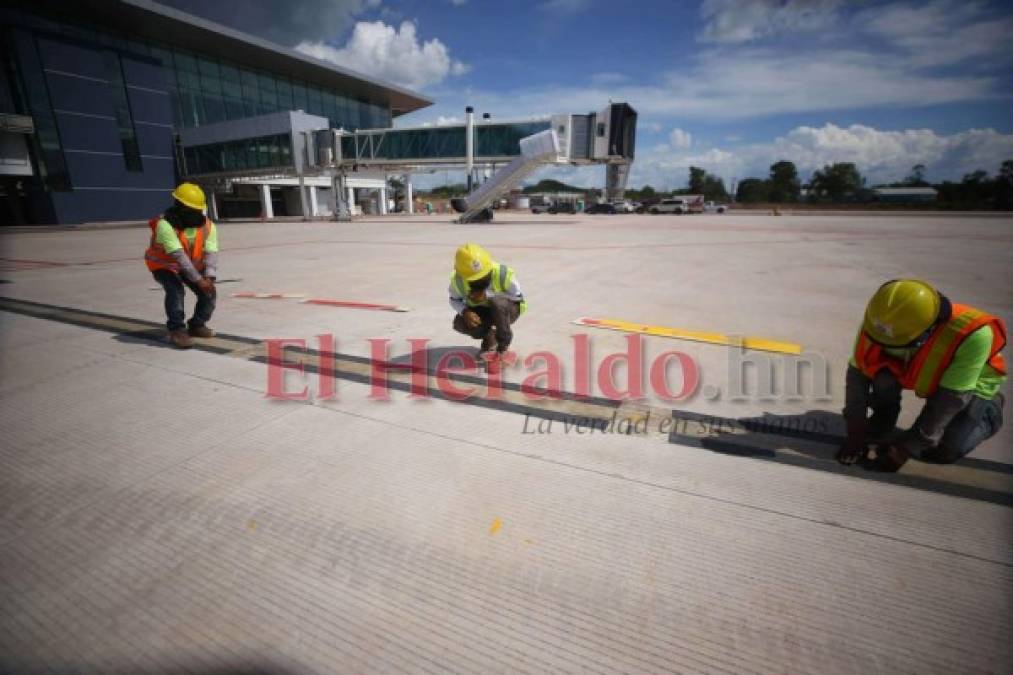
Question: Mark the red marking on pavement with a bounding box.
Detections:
[302,298,410,312]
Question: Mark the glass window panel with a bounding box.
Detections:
[275,78,293,111]
[279,134,292,165]
[358,100,372,129]
[240,68,260,115]
[306,86,323,117]
[178,70,201,91]
[292,81,308,112]
[224,97,245,121]
[258,73,277,110]
[323,92,339,128]
[344,97,360,129]
[202,93,225,124]
[174,50,198,73]
[219,62,240,81]
[198,57,221,94]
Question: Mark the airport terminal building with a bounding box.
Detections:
[0,0,432,224]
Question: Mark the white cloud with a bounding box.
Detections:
[591,72,628,85]
[295,20,469,90]
[669,128,692,149]
[700,0,845,44]
[857,0,1013,68]
[627,124,1013,190]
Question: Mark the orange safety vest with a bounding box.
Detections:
[854,303,1007,398]
[144,216,209,273]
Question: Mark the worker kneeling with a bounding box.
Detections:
[449,243,526,364]
[838,279,1006,471]
[144,182,220,349]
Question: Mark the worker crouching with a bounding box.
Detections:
[450,243,526,365]
[837,279,1006,471]
[144,182,220,349]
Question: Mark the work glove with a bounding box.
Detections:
[196,277,215,296]
[835,415,868,465]
[463,310,482,329]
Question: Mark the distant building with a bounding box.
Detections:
[873,187,938,203]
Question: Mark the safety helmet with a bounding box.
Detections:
[171,182,207,212]
[863,279,941,347]
[454,243,494,282]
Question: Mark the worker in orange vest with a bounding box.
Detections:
[837,279,1006,471]
[144,182,219,349]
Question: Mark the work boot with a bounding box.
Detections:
[480,328,497,353]
[188,325,215,338]
[478,350,499,373]
[169,329,195,349]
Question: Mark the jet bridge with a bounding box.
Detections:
[180,102,637,222]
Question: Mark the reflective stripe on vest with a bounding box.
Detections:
[144,217,209,273]
[854,303,1007,398]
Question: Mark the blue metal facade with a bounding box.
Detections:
[5,17,180,223]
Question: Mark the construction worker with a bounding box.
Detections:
[450,243,526,363]
[144,182,219,349]
[837,279,1006,471]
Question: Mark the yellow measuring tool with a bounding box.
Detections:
[573,317,803,355]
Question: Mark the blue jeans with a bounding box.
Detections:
[868,369,1005,461]
[932,394,1005,462]
[152,269,215,331]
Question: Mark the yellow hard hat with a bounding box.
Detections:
[455,243,494,281]
[863,279,941,346]
[171,182,206,212]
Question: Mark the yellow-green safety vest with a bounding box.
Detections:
[451,263,527,314]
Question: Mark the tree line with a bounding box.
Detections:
[733,160,1013,209]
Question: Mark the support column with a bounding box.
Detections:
[298,174,309,220]
[207,189,219,221]
[332,172,351,222]
[346,187,355,214]
[465,106,474,192]
[378,187,388,215]
[405,175,414,214]
[308,186,319,217]
[260,184,274,220]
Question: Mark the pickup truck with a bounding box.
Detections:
[703,201,727,213]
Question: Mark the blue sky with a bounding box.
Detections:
[165,0,1013,189]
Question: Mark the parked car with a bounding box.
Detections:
[530,204,547,214]
[636,198,661,214]
[585,202,617,214]
[610,199,636,213]
[703,201,727,213]
[548,202,577,214]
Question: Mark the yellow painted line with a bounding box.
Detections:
[489,518,503,535]
[573,317,803,355]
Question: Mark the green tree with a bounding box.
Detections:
[904,164,928,187]
[996,160,1013,210]
[702,174,729,201]
[809,163,864,202]
[688,166,706,194]
[736,178,769,203]
[767,160,800,202]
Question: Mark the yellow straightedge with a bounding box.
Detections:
[573,317,803,355]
